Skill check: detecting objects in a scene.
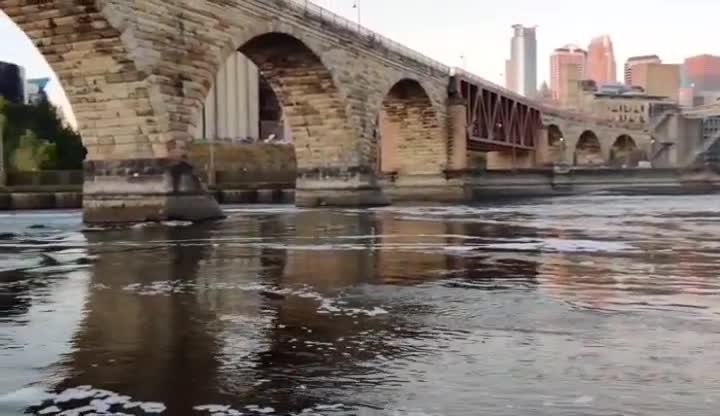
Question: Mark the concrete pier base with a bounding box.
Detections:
[381,174,469,203]
[294,167,388,207]
[82,159,224,224]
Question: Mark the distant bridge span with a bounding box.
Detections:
[1,0,647,222]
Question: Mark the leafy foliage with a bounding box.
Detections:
[0,96,85,171]
[12,130,56,171]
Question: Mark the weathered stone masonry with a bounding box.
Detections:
[2,0,655,220]
[1,0,452,221]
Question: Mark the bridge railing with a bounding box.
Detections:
[452,68,537,107]
[282,0,450,74]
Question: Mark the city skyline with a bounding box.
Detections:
[2,0,720,121]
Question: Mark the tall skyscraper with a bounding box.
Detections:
[624,55,661,85]
[550,44,587,104]
[505,24,537,97]
[586,35,617,86]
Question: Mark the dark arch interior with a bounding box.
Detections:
[610,134,640,167]
[575,130,603,166]
[547,124,564,147]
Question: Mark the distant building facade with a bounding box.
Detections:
[568,80,676,127]
[684,54,720,93]
[0,61,26,104]
[624,55,661,85]
[505,24,537,97]
[26,78,50,105]
[631,63,681,100]
[587,35,617,86]
[678,87,695,107]
[702,116,720,143]
[550,44,587,106]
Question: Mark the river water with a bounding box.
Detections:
[1,195,720,415]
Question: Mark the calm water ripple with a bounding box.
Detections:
[0,195,719,415]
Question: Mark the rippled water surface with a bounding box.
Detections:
[1,195,720,415]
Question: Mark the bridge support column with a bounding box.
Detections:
[448,97,469,171]
[295,167,388,207]
[83,159,224,224]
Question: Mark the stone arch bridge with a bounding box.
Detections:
[1,0,646,223]
[540,110,652,168]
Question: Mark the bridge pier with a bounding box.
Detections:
[381,174,469,204]
[83,159,224,224]
[295,168,388,207]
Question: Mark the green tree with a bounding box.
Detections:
[0,95,85,171]
[11,130,56,171]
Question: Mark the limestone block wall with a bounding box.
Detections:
[379,80,447,176]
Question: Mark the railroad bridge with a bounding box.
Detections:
[1,0,647,223]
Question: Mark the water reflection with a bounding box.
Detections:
[1,196,720,415]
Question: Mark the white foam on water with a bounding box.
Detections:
[0,386,55,408]
[195,404,231,412]
[573,395,595,405]
[21,386,171,415]
[140,402,167,413]
[314,403,344,410]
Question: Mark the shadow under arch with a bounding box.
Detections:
[545,124,565,165]
[610,134,640,167]
[574,130,603,166]
[376,78,445,176]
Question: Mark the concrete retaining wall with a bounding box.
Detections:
[467,167,720,199]
[1,164,718,211]
[189,142,296,189]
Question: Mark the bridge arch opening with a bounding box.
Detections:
[610,135,639,167]
[574,130,603,166]
[546,124,565,164]
[377,79,445,176]
[0,13,86,172]
[547,125,564,147]
[234,32,356,173]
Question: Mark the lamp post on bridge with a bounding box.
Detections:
[353,0,361,25]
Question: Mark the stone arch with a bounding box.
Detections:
[377,79,445,176]
[545,124,565,164]
[574,130,604,166]
[234,32,357,172]
[547,125,564,147]
[1,2,163,161]
[193,52,291,144]
[610,134,639,167]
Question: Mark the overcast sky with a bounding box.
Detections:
[1,0,718,126]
